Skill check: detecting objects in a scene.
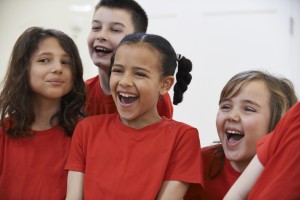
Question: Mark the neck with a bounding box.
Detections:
[120,111,162,129]
[98,67,111,95]
[230,159,251,173]
[31,97,61,131]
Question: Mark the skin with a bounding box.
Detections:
[216,80,271,172]
[29,37,73,130]
[110,44,173,129]
[87,7,135,94]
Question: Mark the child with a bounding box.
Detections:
[65,33,203,200]
[85,0,173,118]
[224,102,300,199]
[184,70,297,199]
[0,27,86,199]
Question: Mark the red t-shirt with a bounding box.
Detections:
[65,114,203,199]
[248,102,300,199]
[0,125,71,199]
[84,76,173,118]
[184,144,240,200]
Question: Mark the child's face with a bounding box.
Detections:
[29,37,73,101]
[216,80,271,171]
[110,44,167,128]
[87,7,135,71]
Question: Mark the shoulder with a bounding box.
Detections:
[85,75,99,85]
[85,75,101,92]
[202,144,222,159]
[72,114,118,140]
[163,118,198,132]
[0,117,12,137]
[78,113,116,126]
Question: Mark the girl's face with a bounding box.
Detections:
[110,44,171,129]
[87,7,135,71]
[29,37,73,102]
[216,80,271,172]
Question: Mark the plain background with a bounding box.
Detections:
[1,0,299,147]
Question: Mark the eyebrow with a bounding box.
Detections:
[243,99,262,108]
[92,20,126,27]
[34,51,70,58]
[113,64,151,73]
[220,98,262,108]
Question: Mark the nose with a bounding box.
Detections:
[96,29,108,41]
[51,60,63,74]
[226,109,240,122]
[118,73,133,87]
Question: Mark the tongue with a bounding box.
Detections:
[121,96,138,104]
[229,134,244,142]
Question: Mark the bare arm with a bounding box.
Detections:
[156,181,189,200]
[65,171,84,200]
[224,155,264,200]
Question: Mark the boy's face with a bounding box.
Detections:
[87,7,135,71]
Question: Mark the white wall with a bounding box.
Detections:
[0,0,299,146]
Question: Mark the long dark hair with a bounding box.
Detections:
[0,27,86,137]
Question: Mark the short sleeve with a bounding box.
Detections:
[164,128,203,186]
[65,122,86,172]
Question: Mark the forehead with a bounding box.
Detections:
[94,7,134,26]
[233,80,270,100]
[114,44,161,69]
[33,37,68,57]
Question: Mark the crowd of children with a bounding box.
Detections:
[0,0,299,199]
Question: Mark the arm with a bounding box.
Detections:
[224,155,264,200]
[156,180,189,200]
[65,171,84,200]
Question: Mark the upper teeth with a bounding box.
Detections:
[226,130,242,135]
[119,93,137,98]
[95,47,109,51]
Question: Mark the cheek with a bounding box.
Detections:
[65,71,74,92]
[245,117,270,139]
[216,112,225,137]
[109,76,118,91]
[112,35,126,48]
[87,33,95,48]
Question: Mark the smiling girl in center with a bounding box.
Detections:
[65,33,203,200]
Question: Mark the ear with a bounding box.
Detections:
[159,76,174,96]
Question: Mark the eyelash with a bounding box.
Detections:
[37,58,71,65]
[135,72,146,77]
[111,68,123,73]
[245,107,256,112]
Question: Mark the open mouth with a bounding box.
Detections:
[94,46,113,54]
[226,130,244,142]
[118,92,138,105]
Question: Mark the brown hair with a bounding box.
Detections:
[209,70,298,179]
[0,27,86,137]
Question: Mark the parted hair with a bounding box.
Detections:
[111,32,193,105]
[95,0,148,33]
[0,26,86,137]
